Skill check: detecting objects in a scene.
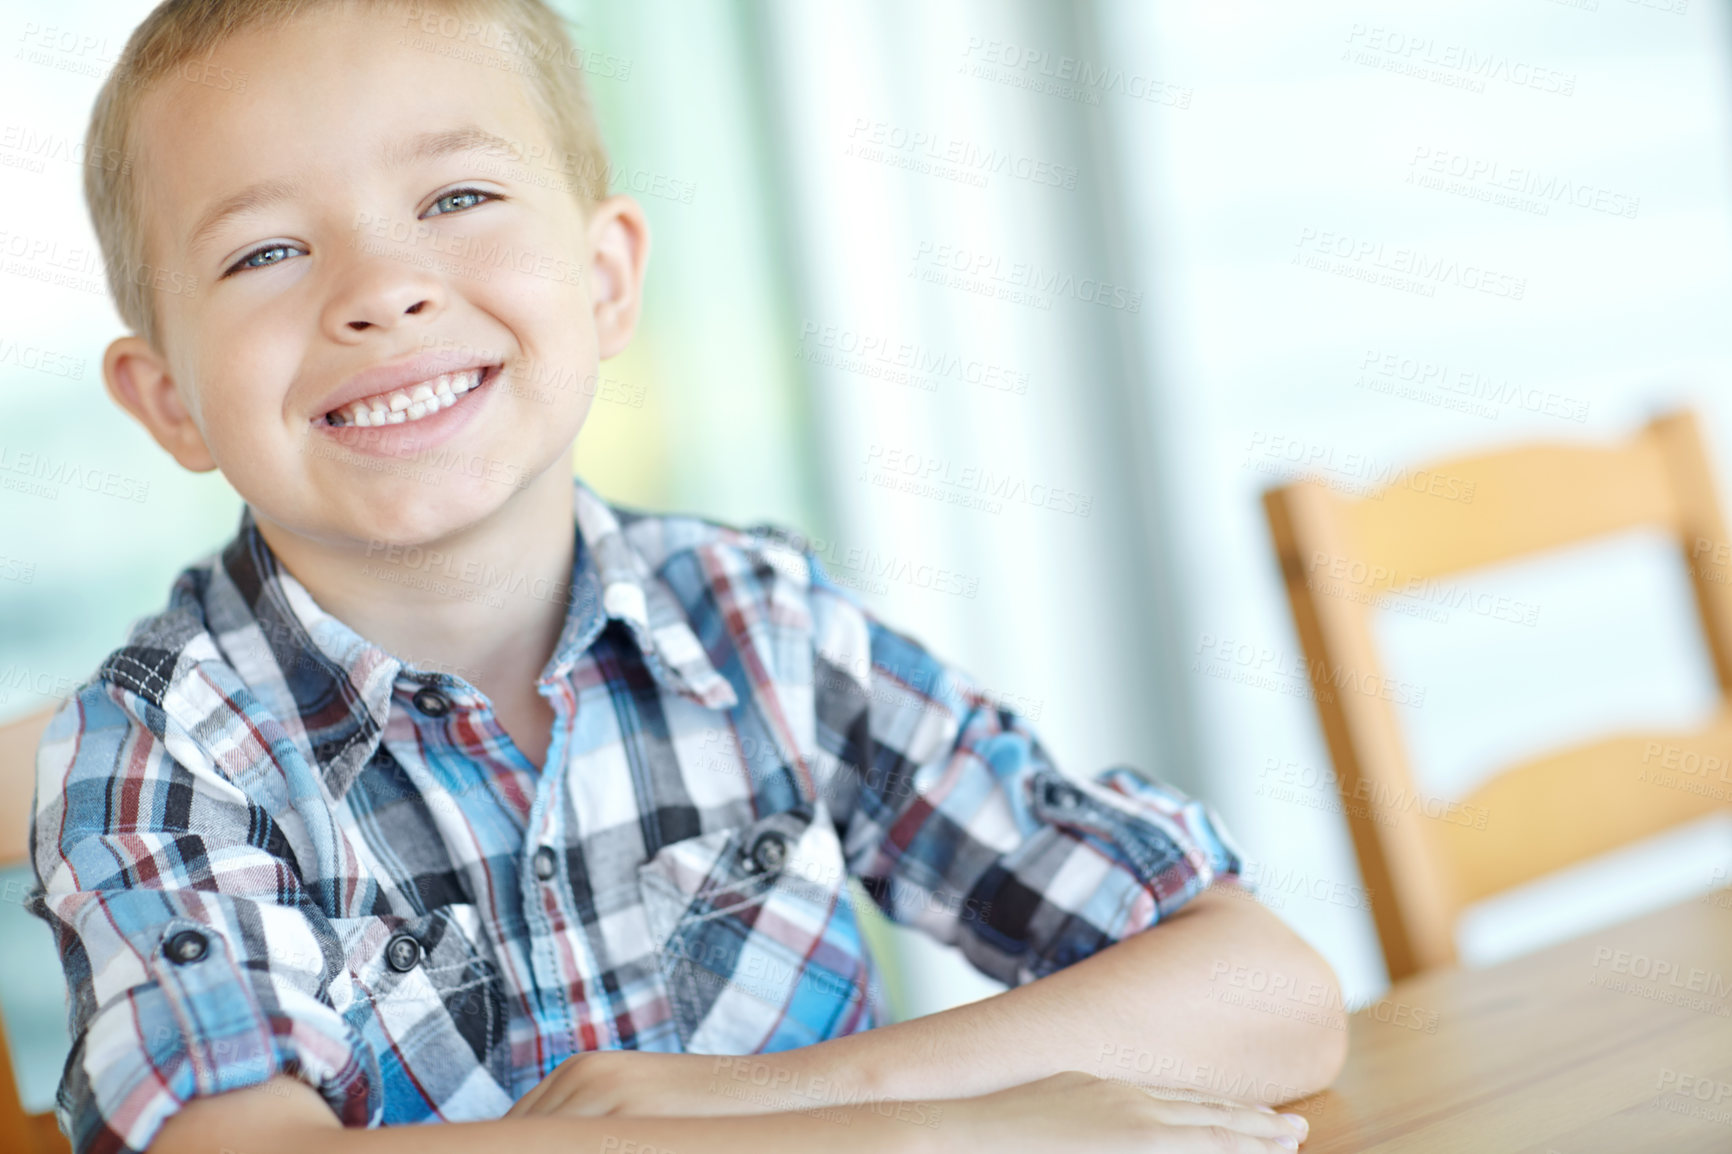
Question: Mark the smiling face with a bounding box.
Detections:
[113,2,644,550]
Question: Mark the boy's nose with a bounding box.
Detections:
[348,298,432,331]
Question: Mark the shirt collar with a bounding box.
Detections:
[219,474,736,801]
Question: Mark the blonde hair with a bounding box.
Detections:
[84,0,611,350]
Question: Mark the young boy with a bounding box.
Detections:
[25,2,1345,1152]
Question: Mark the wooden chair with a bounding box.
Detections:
[1262,410,1732,982]
[0,704,70,1154]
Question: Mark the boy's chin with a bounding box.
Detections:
[252,481,512,553]
[341,486,516,549]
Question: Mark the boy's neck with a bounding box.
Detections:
[252,464,580,702]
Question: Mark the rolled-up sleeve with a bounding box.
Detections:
[27,680,379,1154]
[804,553,1243,988]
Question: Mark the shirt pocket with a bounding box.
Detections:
[636,797,878,1053]
[327,902,514,1120]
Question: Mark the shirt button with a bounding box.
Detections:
[747,831,789,875]
[1043,779,1084,811]
[164,929,208,964]
[386,932,422,972]
[412,687,451,717]
[533,845,558,881]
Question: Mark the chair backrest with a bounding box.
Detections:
[0,703,71,1154]
[1262,410,1732,982]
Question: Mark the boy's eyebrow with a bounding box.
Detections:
[184,125,521,256]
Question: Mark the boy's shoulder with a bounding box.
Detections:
[74,557,234,720]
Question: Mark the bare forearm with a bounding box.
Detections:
[152,1081,949,1150]
[786,883,1347,1106]
[155,1077,950,1154]
[329,1111,945,1154]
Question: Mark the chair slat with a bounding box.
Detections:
[1336,431,1678,586]
[1439,723,1732,904]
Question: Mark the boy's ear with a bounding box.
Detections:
[585,193,651,359]
[102,336,218,472]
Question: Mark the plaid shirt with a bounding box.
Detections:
[27,474,1243,1154]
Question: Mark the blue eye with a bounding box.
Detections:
[224,242,304,277]
[426,188,498,216]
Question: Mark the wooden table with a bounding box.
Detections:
[1292,888,1732,1152]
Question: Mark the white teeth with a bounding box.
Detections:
[326,366,492,427]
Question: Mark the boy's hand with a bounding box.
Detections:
[505,1051,841,1119]
[952,1071,1311,1152]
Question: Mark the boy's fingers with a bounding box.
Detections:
[1168,1127,1301,1154]
[1144,1099,1309,1141]
[1127,1084,1279,1114]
